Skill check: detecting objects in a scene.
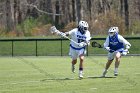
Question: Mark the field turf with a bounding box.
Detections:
[0,56,139,93]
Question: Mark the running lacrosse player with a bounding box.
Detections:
[63,21,91,78]
[102,27,131,77]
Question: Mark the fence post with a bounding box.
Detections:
[86,46,88,56]
[36,40,38,56]
[12,41,14,56]
[61,38,63,56]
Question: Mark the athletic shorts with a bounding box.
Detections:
[108,52,116,60]
[108,48,123,60]
[69,47,86,60]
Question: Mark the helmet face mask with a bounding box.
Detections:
[109,32,115,37]
[78,21,89,34]
[83,27,88,30]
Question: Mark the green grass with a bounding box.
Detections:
[0,56,139,93]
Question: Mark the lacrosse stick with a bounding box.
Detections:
[50,26,79,45]
[91,41,129,55]
[91,41,116,52]
[91,41,103,48]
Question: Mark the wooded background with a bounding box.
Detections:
[0,0,140,36]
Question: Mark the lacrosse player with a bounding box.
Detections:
[62,21,91,78]
[102,27,131,77]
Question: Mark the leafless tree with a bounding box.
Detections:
[0,0,139,35]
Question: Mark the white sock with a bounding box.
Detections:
[104,69,108,72]
[114,68,118,73]
[79,70,83,74]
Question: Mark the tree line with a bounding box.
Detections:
[0,0,140,36]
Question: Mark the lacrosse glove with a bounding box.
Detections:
[122,49,129,56]
[105,47,110,51]
[78,42,87,47]
[105,47,114,53]
[59,32,66,37]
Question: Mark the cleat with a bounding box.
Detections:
[114,73,118,76]
[114,70,118,76]
[102,70,108,77]
[79,71,83,78]
[79,74,83,78]
[72,65,75,73]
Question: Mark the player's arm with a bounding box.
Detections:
[118,35,131,49]
[85,32,91,46]
[63,29,76,38]
[118,35,131,55]
[104,36,111,51]
[58,29,75,38]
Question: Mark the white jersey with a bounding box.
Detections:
[68,28,91,48]
[104,34,131,48]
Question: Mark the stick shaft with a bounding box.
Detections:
[62,35,79,45]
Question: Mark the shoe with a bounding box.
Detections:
[79,73,83,78]
[72,65,75,73]
[114,71,118,76]
[102,70,108,77]
[114,73,118,76]
[79,71,83,78]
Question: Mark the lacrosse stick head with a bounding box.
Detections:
[50,26,58,34]
[91,41,102,48]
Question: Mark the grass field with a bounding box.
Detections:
[0,56,140,93]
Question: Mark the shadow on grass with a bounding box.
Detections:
[41,78,78,81]
[87,76,117,79]
[40,76,116,81]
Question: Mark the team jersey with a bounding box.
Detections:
[104,34,131,52]
[68,28,91,49]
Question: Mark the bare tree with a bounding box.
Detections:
[72,0,76,21]
[55,0,60,25]
[0,0,139,35]
[76,0,82,22]
[5,0,14,31]
[124,0,129,31]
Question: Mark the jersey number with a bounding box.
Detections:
[78,39,84,43]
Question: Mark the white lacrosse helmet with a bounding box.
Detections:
[78,21,89,33]
[108,27,119,37]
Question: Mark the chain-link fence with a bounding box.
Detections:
[0,37,140,56]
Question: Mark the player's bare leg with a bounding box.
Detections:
[114,52,121,76]
[79,54,84,78]
[102,59,113,77]
[71,59,77,73]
